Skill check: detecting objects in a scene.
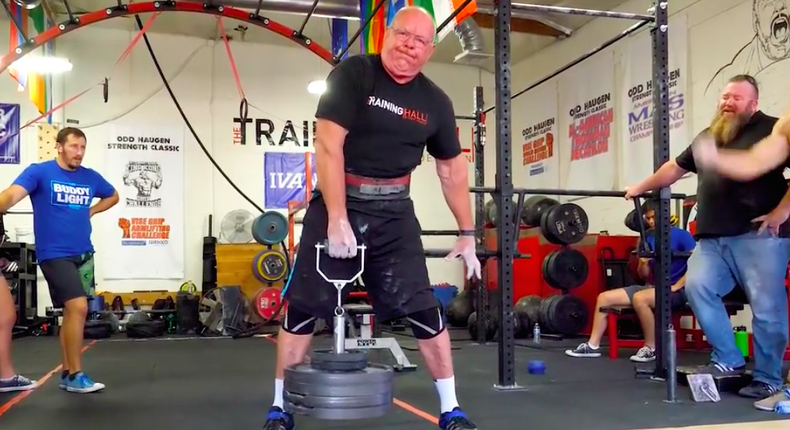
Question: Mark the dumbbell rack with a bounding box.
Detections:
[2,241,39,338]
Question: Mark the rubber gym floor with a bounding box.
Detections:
[0,328,788,430]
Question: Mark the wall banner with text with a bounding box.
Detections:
[514,80,559,188]
[620,14,689,186]
[559,51,616,190]
[0,103,20,165]
[104,124,185,279]
[264,151,317,209]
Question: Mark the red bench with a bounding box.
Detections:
[600,302,745,360]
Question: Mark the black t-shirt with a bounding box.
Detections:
[675,111,790,238]
[314,54,462,179]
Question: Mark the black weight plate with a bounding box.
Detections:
[542,251,560,289]
[538,294,561,333]
[541,203,589,244]
[310,349,369,371]
[543,249,589,290]
[284,391,391,409]
[550,294,589,336]
[286,402,391,420]
[522,196,559,227]
[624,209,642,232]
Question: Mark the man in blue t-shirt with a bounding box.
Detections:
[566,203,697,363]
[0,127,118,394]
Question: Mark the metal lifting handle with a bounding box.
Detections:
[314,243,367,354]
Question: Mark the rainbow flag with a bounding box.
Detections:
[28,6,51,121]
[360,0,478,54]
[7,3,28,92]
[6,4,52,122]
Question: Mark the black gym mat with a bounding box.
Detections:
[0,335,787,430]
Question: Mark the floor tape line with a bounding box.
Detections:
[0,340,97,417]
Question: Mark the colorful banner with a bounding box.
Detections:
[264,152,317,209]
[558,51,616,191]
[0,103,20,165]
[619,14,688,187]
[515,80,559,188]
[104,124,185,279]
[360,0,478,54]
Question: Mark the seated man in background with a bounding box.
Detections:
[0,275,37,392]
[566,202,696,362]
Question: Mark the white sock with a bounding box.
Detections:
[434,376,460,413]
[587,342,600,349]
[273,378,284,408]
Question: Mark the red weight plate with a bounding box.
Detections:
[255,287,283,320]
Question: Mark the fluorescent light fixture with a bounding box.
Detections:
[307,80,326,95]
[11,56,73,73]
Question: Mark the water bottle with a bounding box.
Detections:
[533,323,541,343]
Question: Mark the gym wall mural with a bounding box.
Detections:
[703,0,790,115]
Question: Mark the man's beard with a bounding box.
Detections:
[708,110,750,145]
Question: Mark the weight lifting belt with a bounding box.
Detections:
[345,173,410,200]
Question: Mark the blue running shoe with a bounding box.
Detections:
[262,406,294,430]
[0,374,38,393]
[64,372,105,394]
[59,370,68,390]
[439,407,478,430]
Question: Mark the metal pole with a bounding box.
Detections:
[649,1,672,395]
[436,0,474,35]
[473,85,487,344]
[296,0,320,36]
[511,2,654,21]
[492,0,519,391]
[484,19,649,114]
[336,0,386,61]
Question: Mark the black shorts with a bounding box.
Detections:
[39,253,95,308]
[285,197,437,322]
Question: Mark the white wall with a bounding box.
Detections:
[0,22,493,311]
[509,0,782,328]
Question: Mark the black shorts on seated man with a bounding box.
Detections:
[624,74,790,402]
[0,126,119,394]
[261,7,481,430]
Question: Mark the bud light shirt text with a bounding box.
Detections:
[13,160,116,262]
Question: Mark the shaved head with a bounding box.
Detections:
[391,6,437,39]
[380,6,437,83]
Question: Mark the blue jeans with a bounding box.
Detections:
[685,232,790,388]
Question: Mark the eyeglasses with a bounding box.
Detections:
[389,27,434,49]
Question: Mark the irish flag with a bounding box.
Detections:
[361,0,478,54]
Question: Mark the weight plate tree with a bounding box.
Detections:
[467,0,674,399]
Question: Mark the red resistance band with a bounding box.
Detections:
[0,12,160,147]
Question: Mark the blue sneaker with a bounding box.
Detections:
[0,374,38,393]
[64,372,105,394]
[439,407,478,430]
[262,406,294,430]
[59,371,68,390]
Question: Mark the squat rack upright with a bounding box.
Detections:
[479,0,673,400]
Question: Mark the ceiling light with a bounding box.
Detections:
[11,56,73,73]
[307,80,326,95]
